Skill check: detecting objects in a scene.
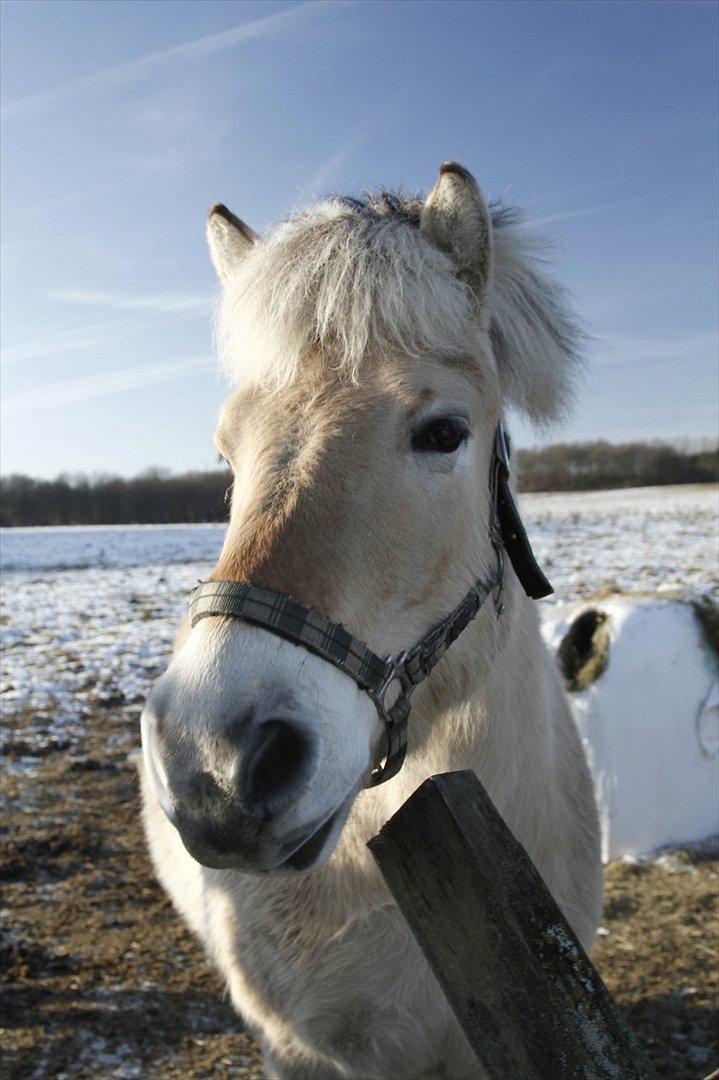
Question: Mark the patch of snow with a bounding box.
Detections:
[522,484,717,606]
[0,522,227,572]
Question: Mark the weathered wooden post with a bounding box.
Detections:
[368,770,656,1079]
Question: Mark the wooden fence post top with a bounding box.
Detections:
[368,770,656,1080]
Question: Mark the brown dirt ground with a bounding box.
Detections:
[1,706,717,1080]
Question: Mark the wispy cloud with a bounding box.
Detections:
[110,90,230,175]
[654,216,719,236]
[49,289,211,315]
[2,357,215,416]
[525,171,650,212]
[3,294,211,367]
[527,196,648,228]
[2,333,100,366]
[302,131,369,195]
[2,1,340,120]
[1,312,196,366]
[593,332,718,368]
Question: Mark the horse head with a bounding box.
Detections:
[141,163,579,874]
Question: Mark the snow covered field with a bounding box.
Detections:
[1,484,717,763]
[522,483,718,603]
[3,483,717,1080]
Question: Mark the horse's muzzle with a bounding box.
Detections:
[141,689,331,873]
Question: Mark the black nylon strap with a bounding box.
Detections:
[492,427,553,601]
[497,478,553,599]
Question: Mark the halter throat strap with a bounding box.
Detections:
[188,421,551,785]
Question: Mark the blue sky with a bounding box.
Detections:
[1,0,717,477]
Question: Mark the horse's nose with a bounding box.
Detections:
[239,718,319,818]
[142,693,321,866]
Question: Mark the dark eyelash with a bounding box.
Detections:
[216,452,228,466]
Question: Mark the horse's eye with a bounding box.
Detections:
[412,416,469,454]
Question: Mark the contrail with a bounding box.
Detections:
[2,1,341,120]
[2,357,215,415]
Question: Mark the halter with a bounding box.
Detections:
[189,421,552,786]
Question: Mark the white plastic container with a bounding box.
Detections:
[542,596,719,862]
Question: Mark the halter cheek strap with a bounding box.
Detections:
[188,421,552,786]
[492,422,553,601]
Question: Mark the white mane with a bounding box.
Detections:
[216,193,582,423]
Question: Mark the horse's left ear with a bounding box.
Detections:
[420,162,492,304]
[207,204,258,282]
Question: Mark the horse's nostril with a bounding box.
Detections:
[241,719,318,818]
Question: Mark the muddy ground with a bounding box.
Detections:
[1,705,717,1080]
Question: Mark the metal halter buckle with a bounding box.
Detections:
[370,651,414,727]
[367,651,415,785]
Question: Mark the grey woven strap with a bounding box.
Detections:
[368,571,501,785]
[189,570,501,785]
[401,573,501,687]
[189,580,393,696]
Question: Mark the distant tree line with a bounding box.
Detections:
[0,469,232,527]
[513,441,718,493]
[1,442,716,527]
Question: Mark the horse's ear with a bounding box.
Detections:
[420,162,492,304]
[207,204,258,282]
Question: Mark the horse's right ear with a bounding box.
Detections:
[420,162,492,306]
[207,204,258,282]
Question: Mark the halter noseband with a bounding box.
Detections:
[188,421,552,786]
